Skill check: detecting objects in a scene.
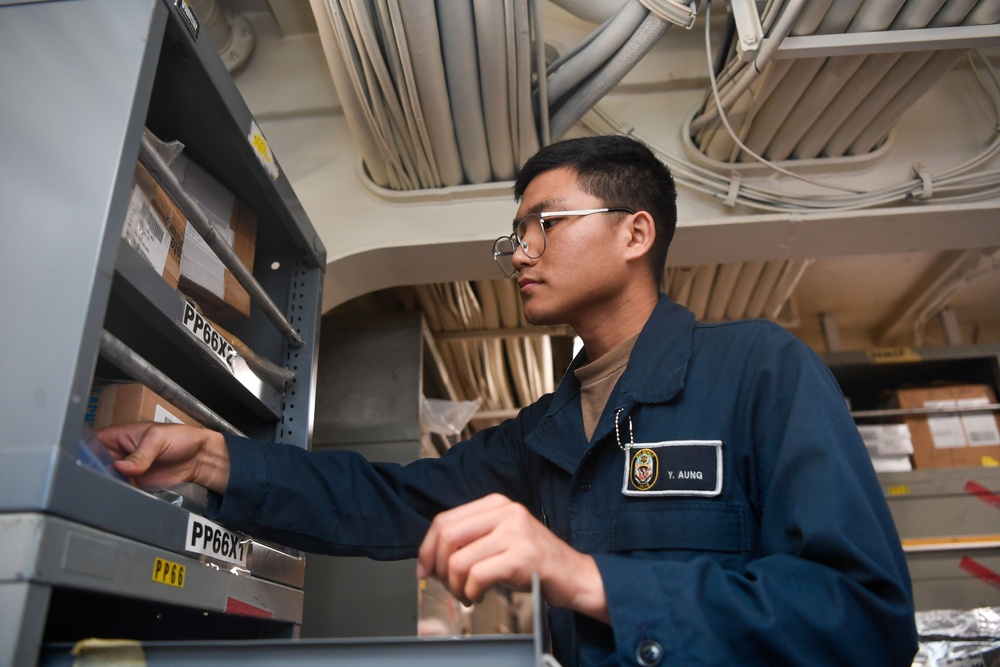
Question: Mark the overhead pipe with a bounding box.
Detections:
[531,0,551,147]
[393,0,465,186]
[705,262,742,321]
[689,0,809,133]
[308,0,390,187]
[726,260,766,319]
[549,12,671,140]
[190,0,255,73]
[438,0,492,183]
[513,0,540,165]
[473,0,517,179]
[546,2,632,77]
[546,0,649,106]
[347,0,432,187]
[547,0,626,25]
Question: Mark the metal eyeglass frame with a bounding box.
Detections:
[491,207,636,278]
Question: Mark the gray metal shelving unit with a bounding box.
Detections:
[1,0,325,664]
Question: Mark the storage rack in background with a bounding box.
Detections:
[1,1,325,664]
[824,344,1000,611]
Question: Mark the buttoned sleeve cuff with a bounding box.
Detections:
[592,552,683,667]
[204,434,270,535]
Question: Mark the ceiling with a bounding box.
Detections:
[205,0,1000,432]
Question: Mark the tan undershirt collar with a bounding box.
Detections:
[574,332,640,442]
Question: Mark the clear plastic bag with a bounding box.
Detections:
[420,396,481,437]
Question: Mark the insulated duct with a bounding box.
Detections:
[309,0,683,190]
[690,0,1000,163]
[550,10,672,140]
[663,259,811,325]
[310,0,540,189]
[190,0,255,73]
[546,1,649,106]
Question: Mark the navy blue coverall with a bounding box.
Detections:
[208,294,918,666]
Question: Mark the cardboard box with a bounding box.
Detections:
[122,162,187,289]
[170,153,257,322]
[91,383,202,429]
[895,384,1000,469]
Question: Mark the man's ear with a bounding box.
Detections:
[622,211,656,263]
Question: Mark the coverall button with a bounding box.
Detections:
[636,639,664,667]
[580,483,591,491]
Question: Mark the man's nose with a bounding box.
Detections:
[511,242,535,271]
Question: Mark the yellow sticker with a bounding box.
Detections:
[152,557,186,588]
[247,120,279,180]
[887,485,910,496]
[866,348,922,364]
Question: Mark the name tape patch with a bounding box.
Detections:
[622,440,723,497]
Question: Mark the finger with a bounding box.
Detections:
[443,527,518,604]
[444,506,545,602]
[462,550,533,604]
[417,494,512,578]
[113,425,171,476]
[427,501,519,582]
[93,423,150,458]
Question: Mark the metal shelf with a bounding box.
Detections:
[853,402,1000,420]
[823,343,1000,412]
[39,635,539,667]
[876,467,1000,611]
[107,242,283,422]
[2,513,304,622]
[36,575,550,667]
[0,0,325,664]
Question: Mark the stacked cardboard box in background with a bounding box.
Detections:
[857,423,914,472]
[894,384,1000,470]
[169,152,257,322]
[122,162,188,289]
[121,130,258,322]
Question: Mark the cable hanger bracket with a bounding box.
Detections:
[637,0,698,29]
[910,161,934,200]
[724,170,743,207]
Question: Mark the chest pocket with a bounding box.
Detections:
[610,501,750,554]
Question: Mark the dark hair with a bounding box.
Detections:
[513,135,677,286]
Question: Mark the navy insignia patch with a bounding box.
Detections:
[630,448,658,490]
[622,440,723,497]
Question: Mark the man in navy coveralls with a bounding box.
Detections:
[98,135,918,667]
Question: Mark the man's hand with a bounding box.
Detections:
[416,494,610,624]
[93,423,231,495]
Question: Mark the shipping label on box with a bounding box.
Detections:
[170,153,257,322]
[958,396,1000,446]
[895,384,1000,469]
[122,162,187,289]
[870,455,913,473]
[858,423,914,457]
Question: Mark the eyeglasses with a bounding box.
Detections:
[491,207,635,278]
